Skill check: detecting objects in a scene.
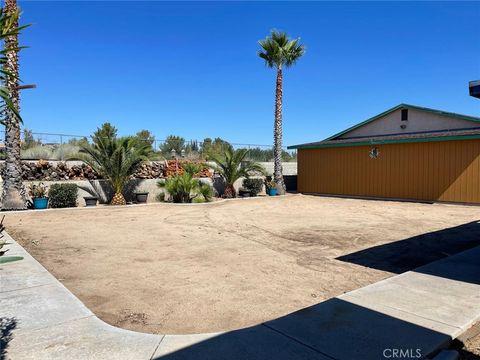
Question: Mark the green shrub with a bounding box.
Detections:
[48,183,78,208]
[158,164,213,203]
[21,145,54,160]
[242,178,264,196]
[52,144,80,160]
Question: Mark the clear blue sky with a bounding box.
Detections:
[18,1,480,146]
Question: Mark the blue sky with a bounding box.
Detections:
[17,1,480,147]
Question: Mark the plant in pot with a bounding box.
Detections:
[29,183,49,209]
[242,178,264,197]
[134,190,149,204]
[209,148,266,198]
[158,163,213,203]
[238,188,251,197]
[83,196,98,207]
[265,179,277,196]
[72,123,151,205]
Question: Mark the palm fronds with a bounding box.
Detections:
[257,30,305,69]
[72,135,151,204]
[0,6,29,123]
[208,147,266,198]
[158,163,213,203]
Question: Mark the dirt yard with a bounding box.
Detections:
[6,195,480,335]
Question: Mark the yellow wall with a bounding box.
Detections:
[298,139,480,204]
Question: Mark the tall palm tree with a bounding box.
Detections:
[1,1,28,210]
[258,30,305,194]
[209,147,265,198]
[75,136,151,205]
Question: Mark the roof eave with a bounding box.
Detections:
[289,134,480,150]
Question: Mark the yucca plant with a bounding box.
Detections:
[158,163,213,203]
[209,148,266,198]
[74,135,151,205]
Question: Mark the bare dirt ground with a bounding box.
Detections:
[5,195,480,334]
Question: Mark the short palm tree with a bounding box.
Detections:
[158,163,213,203]
[75,136,151,205]
[1,3,30,210]
[209,148,265,198]
[258,30,305,194]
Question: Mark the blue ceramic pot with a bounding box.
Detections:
[268,188,278,196]
[33,197,49,209]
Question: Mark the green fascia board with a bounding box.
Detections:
[288,134,480,150]
[321,103,480,142]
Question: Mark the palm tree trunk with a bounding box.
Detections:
[223,184,236,198]
[1,0,27,210]
[273,66,285,194]
[110,192,126,205]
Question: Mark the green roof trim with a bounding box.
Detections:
[288,134,480,150]
[322,104,480,142]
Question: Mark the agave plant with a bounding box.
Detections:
[158,163,213,203]
[209,148,266,198]
[74,135,151,205]
[0,216,23,264]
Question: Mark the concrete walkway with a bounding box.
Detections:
[1,232,479,360]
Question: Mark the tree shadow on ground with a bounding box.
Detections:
[153,298,452,360]
[0,317,17,360]
[336,220,480,275]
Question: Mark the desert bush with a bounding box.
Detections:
[242,178,264,196]
[52,144,80,160]
[21,145,54,160]
[48,183,78,208]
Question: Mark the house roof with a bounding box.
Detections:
[288,104,480,150]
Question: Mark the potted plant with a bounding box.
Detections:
[265,179,277,196]
[238,188,251,197]
[29,183,49,209]
[83,196,98,207]
[134,192,149,204]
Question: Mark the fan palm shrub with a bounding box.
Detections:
[158,163,213,203]
[209,148,266,198]
[74,135,151,205]
[258,30,305,194]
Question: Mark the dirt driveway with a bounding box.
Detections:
[6,195,480,334]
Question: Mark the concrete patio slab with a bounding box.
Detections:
[153,326,331,360]
[0,266,53,293]
[0,283,93,332]
[265,298,453,360]
[341,273,480,333]
[5,316,163,360]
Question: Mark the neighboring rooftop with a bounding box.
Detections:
[470,80,480,99]
[289,104,480,149]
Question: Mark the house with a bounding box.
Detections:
[288,104,480,204]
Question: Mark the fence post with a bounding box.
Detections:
[60,135,64,160]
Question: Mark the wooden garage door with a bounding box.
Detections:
[297,139,480,204]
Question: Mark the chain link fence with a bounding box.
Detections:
[0,130,296,162]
